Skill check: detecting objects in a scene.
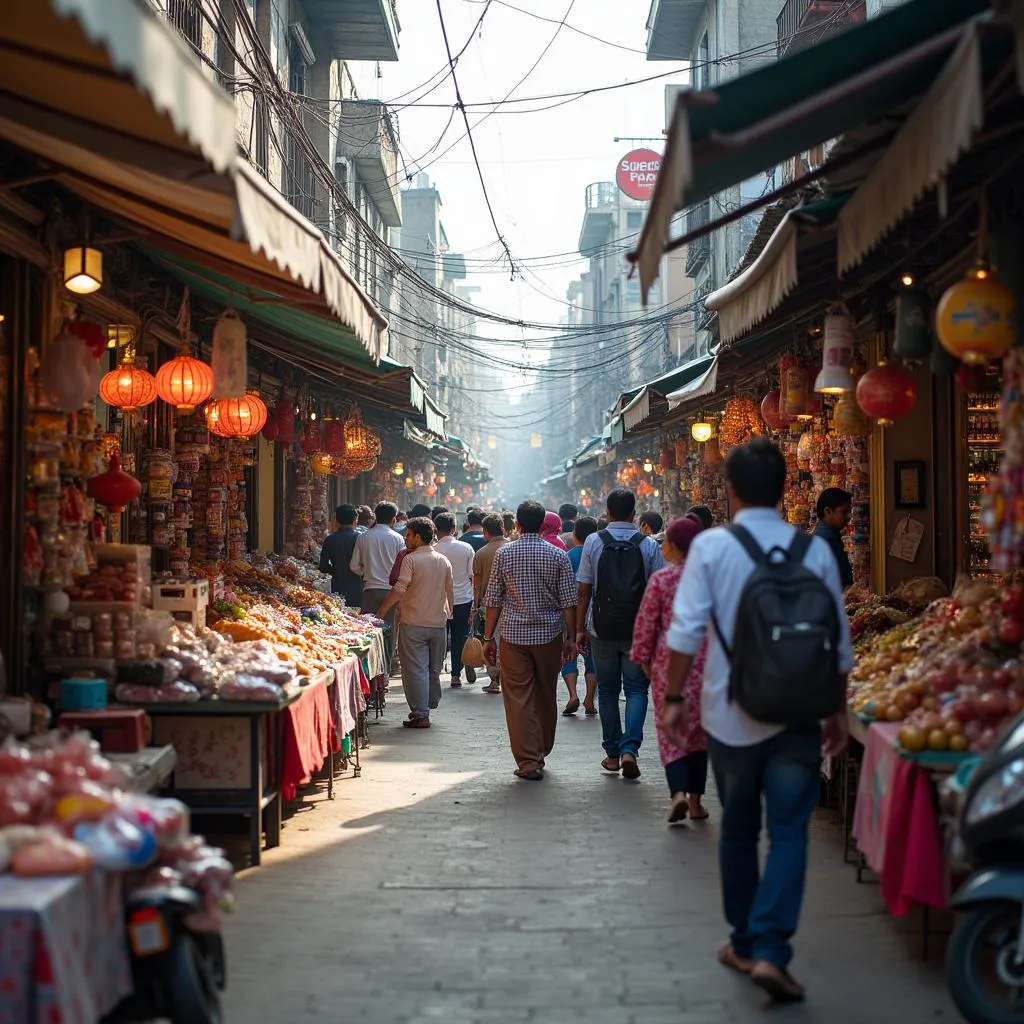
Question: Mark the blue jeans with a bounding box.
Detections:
[589,635,649,758]
[708,725,822,968]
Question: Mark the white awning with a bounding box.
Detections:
[837,24,984,273]
[2,0,237,174]
[667,357,719,409]
[622,388,652,432]
[705,215,800,346]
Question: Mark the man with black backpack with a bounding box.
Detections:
[662,439,852,1004]
[576,488,664,779]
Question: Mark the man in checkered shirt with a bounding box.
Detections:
[483,501,578,781]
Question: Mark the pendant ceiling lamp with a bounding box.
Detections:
[936,261,1016,365]
[64,245,103,295]
[99,353,157,412]
[814,313,855,393]
[893,284,933,361]
[156,290,214,412]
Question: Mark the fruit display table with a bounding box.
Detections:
[851,720,967,917]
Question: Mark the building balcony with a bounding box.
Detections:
[337,100,401,227]
[578,182,617,256]
[646,0,707,61]
[303,0,400,62]
[777,0,865,58]
[684,201,711,275]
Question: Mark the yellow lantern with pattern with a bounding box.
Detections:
[936,262,1016,365]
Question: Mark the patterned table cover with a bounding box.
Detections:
[0,870,131,1024]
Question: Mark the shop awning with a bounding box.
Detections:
[615,354,716,434]
[836,23,985,273]
[705,197,846,345]
[633,0,990,298]
[667,356,719,410]
[1,0,236,175]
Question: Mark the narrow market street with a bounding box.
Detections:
[224,682,957,1024]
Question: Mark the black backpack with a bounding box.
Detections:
[592,530,647,641]
[711,525,843,726]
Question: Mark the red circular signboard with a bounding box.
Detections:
[616,148,662,201]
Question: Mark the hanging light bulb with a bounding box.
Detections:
[642,458,654,473]
[63,245,103,294]
[814,313,855,394]
[392,461,405,476]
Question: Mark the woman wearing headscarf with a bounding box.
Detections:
[540,510,568,551]
[629,514,709,824]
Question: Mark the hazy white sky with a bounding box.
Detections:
[355,0,686,337]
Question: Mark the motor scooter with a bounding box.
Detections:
[107,882,226,1024]
[946,711,1024,1024]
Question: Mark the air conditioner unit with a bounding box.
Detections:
[289,21,316,67]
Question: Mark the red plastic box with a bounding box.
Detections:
[59,708,148,753]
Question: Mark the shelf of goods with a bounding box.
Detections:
[965,385,1000,576]
[0,730,232,1023]
[846,575,1024,757]
[679,442,728,525]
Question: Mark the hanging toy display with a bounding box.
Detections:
[984,347,1024,571]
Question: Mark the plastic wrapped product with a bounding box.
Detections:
[12,835,92,876]
[115,681,201,704]
[218,673,282,702]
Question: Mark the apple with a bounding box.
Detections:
[999,618,1024,648]
[978,690,1010,718]
[899,724,927,753]
[1002,586,1024,622]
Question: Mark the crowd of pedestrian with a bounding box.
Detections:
[318,438,855,1004]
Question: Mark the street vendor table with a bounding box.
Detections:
[0,871,131,1024]
[851,719,969,919]
[142,668,345,866]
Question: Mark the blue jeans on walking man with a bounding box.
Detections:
[708,724,822,968]
[589,635,649,758]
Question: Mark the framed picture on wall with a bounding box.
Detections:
[894,460,926,509]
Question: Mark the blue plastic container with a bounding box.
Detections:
[60,678,108,710]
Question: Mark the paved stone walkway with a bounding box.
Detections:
[223,680,958,1023]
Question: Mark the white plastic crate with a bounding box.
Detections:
[152,579,209,614]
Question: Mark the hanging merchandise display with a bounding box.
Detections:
[99,352,157,413]
[205,392,268,438]
[323,418,345,455]
[719,397,763,451]
[833,391,870,437]
[936,262,1017,365]
[41,325,102,414]
[984,348,1023,571]
[211,308,248,399]
[893,285,933,360]
[274,398,296,442]
[856,360,917,426]
[300,421,323,455]
[782,359,810,418]
[815,313,855,392]
[703,437,722,465]
[343,411,382,460]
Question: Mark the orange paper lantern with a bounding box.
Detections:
[99,357,157,412]
[155,352,214,412]
[206,392,268,437]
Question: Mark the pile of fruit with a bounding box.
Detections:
[848,578,1024,754]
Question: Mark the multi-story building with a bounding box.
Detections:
[392,175,474,435]
[645,0,779,352]
[157,0,401,311]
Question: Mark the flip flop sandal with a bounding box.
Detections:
[600,757,621,773]
[667,798,690,824]
[621,757,641,780]
[584,707,598,716]
[689,809,710,821]
[750,964,805,1003]
[717,944,754,976]
[513,768,543,781]
[562,698,580,716]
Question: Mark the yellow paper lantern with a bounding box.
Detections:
[936,262,1016,365]
[63,246,103,294]
[691,421,713,443]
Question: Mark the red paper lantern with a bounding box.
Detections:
[205,392,267,437]
[301,422,323,454]
[955,363,987,395]
[99,357,157,412]
[855,361,917,427]
[760,390,790,432]
[155,352,214,412]
[261,418,279,442]
[658,445,674,470]
[86,452,141,513]
[324,419,345,454]
[274,399,296,442]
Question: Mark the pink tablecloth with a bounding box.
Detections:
[0,870,131,1024]
[852,721,946,915]
[280,679,340,801]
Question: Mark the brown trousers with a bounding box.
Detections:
[499,637,563,773]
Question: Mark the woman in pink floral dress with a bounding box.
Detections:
[630,515,708,824]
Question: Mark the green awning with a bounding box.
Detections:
[635,0,989,298]
[144,246,378,375]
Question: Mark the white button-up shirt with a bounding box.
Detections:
[350,524,405,591]
[666,507,854,747]
[435,535,476,605]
